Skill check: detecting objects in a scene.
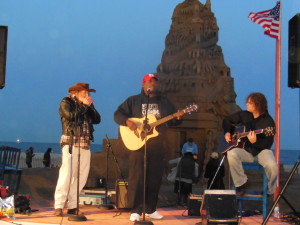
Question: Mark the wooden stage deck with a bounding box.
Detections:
[1,200,290,225]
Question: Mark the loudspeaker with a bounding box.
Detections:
[200,190,238,225]
[115,180,130,209]
[188,194,202,216]
[288,14,300,88]
[84,177,106,188]
[0,26,8,89]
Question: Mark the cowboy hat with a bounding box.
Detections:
[68,83,96,93]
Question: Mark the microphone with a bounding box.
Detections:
[72,94,77,102]
[147,88,152,95]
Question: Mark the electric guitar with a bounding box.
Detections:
[222,126,275,154]
[120,104,198,151]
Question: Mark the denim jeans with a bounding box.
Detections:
[227,148,278,194]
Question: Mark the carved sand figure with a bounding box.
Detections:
[157,0,240,176]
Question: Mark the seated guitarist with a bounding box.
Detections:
[114,73,184,222]
[222,92,278,197]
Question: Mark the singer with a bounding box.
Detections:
[54,83,101,217]
[114,73,184,221]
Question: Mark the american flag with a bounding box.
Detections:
[248,1,281,39]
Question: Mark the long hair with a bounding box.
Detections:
[246,92,268,114]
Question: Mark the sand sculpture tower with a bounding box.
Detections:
[157,0,240,169]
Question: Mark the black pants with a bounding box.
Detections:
[174,180,192,205]
[127,138,165,215]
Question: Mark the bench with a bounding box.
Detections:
[0,146,23,194]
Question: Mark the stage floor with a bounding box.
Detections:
[1,201,290,225]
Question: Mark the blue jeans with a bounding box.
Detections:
[227,148,278,194]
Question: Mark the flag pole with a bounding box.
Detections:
[274,0,282,201]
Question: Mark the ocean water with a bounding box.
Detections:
[0,141,299,165]
[0,141,103,154]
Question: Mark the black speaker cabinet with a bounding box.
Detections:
[115,180,130,209]
[188,194,202,216]
[0,26,8,89]
[288,13,300,88]
[200,190,238,225]
[84,177,106,188]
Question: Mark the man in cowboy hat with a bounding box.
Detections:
[54,83,101,217]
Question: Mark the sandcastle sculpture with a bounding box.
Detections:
[101,0,241,180]
[156,0,240,172]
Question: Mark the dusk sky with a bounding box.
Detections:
[0,0,299,150]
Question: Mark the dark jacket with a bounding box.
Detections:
[204,158,225,189]
[59,97,101,142]
[177,153,196,180]
[114,90,180,135]
[43,149,51,166]
[222,110,275,156]
[25,149,35,164]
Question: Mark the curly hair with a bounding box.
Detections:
[246,92,268,114]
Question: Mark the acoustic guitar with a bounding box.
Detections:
[222,126,275,154]
[120,104,198,151]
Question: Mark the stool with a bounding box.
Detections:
[236,162,268,220]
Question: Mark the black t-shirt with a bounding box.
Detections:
[222,110,275,156]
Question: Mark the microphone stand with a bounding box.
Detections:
[135,90,153,225]
[262,156,300,225]
[208,154,226,190]
[98,134,124,210]
[177,156,183,206]
[68,101,87,222]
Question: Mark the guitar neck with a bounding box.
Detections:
[150,110,184,128]
[236,129,264,139]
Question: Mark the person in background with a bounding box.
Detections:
[167,151,182,183]
[174,152,199,206]
[223,92,278,197]
[181,138,198,158]
[54,83,101,217]
[204,152,225,189]
[114,73,184,222]
[43,148,52,167]
[25,146,35,168]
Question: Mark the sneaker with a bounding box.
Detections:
[145,211,164,219]
[130,213,140,221]
[54,208,63,216]
[67,208,84,216]
[236,181,249,197]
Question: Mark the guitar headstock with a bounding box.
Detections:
[264,127,276,136]
[183,104,198,114]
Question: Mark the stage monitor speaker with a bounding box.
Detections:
[188,194,202,216]
[288,13,300,88]
[115,180,130,209]
[0,26,8,89]
[200,190,238,225]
